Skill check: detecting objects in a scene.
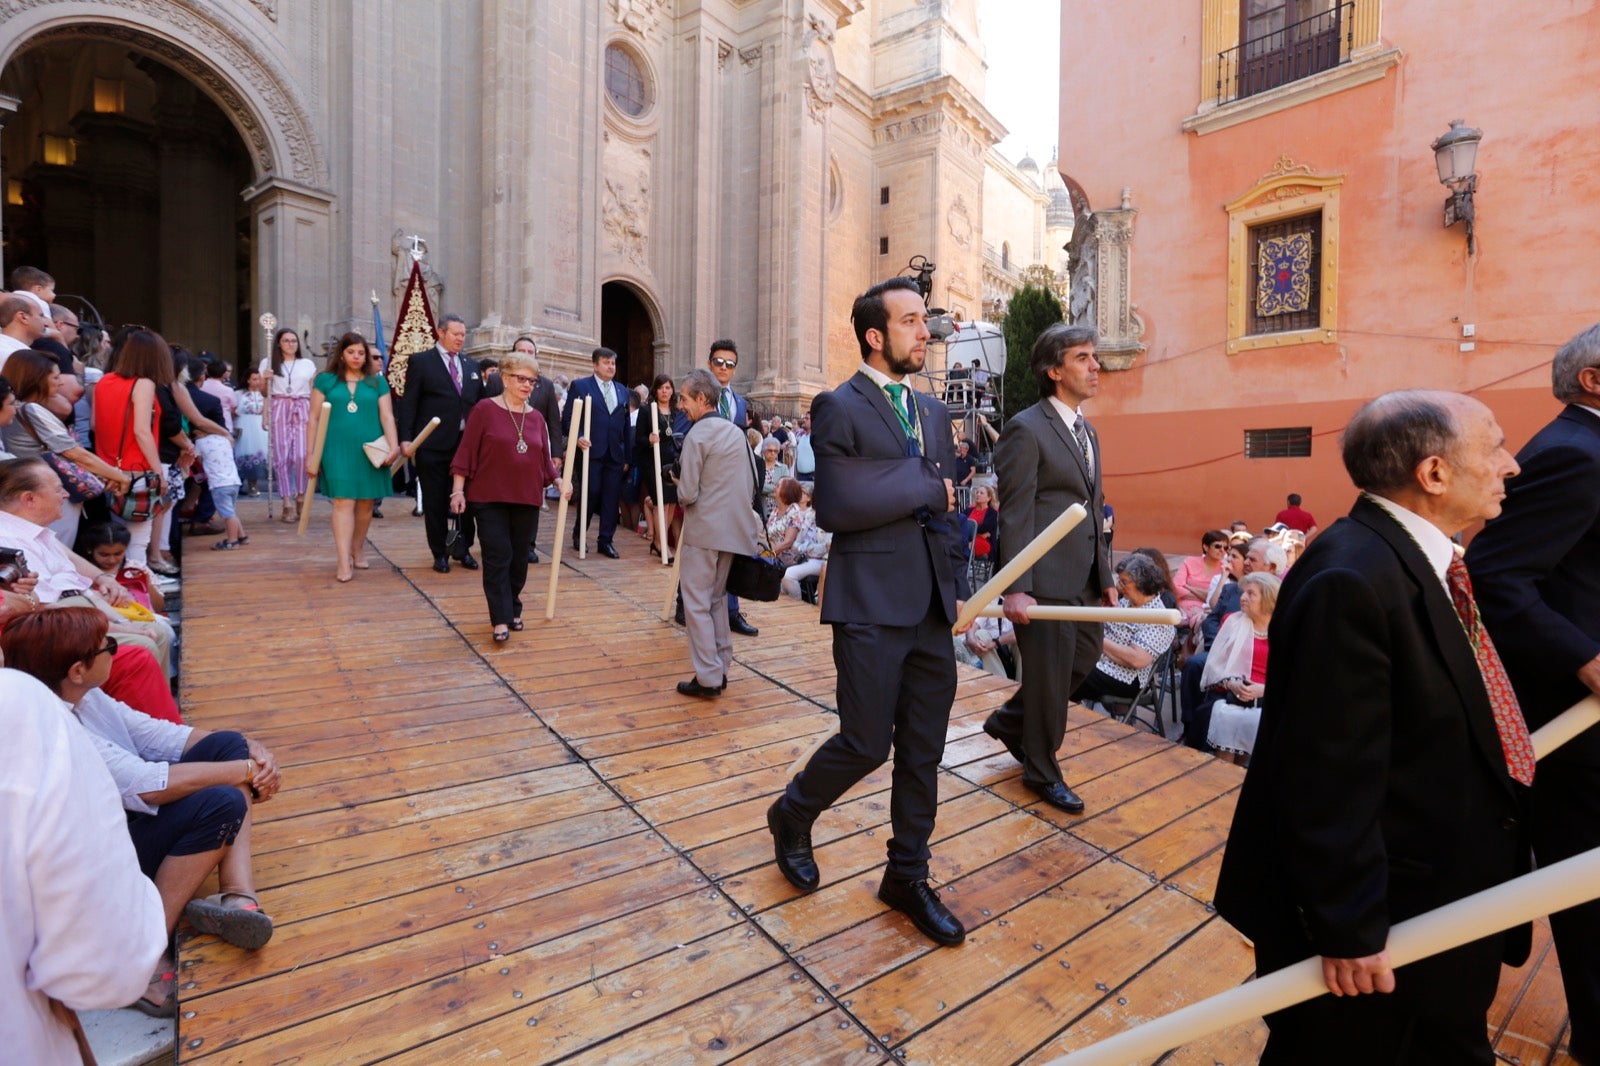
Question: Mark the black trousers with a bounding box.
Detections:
[784,612,955,881]
[475,502,537,625]
[1531,756,1600,1063]
[984,594,1101,788]
[415,450,475,558]
[1180,652,1218,751]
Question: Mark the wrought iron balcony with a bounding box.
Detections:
[1216,2,1354,105]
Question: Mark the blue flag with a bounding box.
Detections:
[372,297,389,371]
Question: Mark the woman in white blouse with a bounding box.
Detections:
[260,327,316,523]
[2,608,282,1016]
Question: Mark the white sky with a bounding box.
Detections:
[977,0,1062,167]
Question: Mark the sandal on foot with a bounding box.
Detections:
[212,539,241,551]
[493,626,510,643]
[184,891,274,949]
[128,968,176,1018]
[509,619,524,631]
[236,534,250,545]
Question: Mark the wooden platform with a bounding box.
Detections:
[172,498,1577,1064]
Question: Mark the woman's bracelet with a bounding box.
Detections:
[450,490,465,497]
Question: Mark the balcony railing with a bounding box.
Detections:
[1216,2,1353,105]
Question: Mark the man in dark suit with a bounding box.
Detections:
[1216,389,1531,1064]
[1469,323,1600,1065]
[707,339,758,636]
[561,347,630,558]
[983,324,1115,813]
[767,277,972,947]
[511,336,565,564]
[396,313,493,573]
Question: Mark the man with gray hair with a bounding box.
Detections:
[1468,321,1600,1062]
[983,323,1114,814]
[672,369,764,698]
[1217,389,1531,1063]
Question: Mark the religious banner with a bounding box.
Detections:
[386,258,437,396]
[1256,231,1313,317]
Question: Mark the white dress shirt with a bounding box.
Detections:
[259,355,317,399]
[0,670,166,1064]
[1366,493,1454,589]
[1046,394,1095,471]
[0,510,93,603]
[71,688,194,816]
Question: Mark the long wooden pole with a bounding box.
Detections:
[390,416,440,473]
[663,536,685,621]
[651,401,669,565]
[1052,693,1600,1066]
[953,503,1087,632]
[578,399,592,560]
[974,604,1183,626]
[296,402,332,536]
[545,399,585,621]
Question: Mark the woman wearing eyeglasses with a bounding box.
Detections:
[450,348,568,643]
[308,332,399,582]
[1,606,282,1017]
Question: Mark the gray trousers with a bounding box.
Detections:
[680,545,733,687]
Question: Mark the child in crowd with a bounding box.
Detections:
[195,421,247,550]
[81,523,166,613]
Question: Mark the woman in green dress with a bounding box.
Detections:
[308,332,399,582]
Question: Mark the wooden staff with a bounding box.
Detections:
[974,604,1183,626]
[651,401,669,566]
[390,416,440,473]
[662,536,685,622]
[953,503,1087,632]
[1051,691,1600,1066]
[578,399,592,560]
[545,399,585,620]
[296,401,332,536]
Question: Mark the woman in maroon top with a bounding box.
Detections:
[450,350,568,642]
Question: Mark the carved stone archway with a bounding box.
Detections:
[0,0,335,343]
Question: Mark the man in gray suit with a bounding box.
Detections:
[768,277,972,947]
[674,368,765,698]
[983,324,1115,813]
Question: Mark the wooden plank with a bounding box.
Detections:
[727,1008,890,1064]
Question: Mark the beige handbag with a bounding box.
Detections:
[361,437,391,467]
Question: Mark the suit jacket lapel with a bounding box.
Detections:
[1351,497,1515,795]
[1040,400,1092,484]
[849,373,911,451]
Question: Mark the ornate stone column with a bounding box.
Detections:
[246,176,335,356]
[1087,189,1146,371]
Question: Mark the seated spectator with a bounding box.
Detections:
[1172,530,1227,627]
[81,522,165,614]
[767,477,805,565]
[1180,537,1286,750]
[1201,572,1281,764]
[955,597,1017,678]
[1071,554,1174,706]
[966,484,998,560]
[1129,546,1180,609]
[1200,540,1249,647]
[1,608,282,1017]
[0,349,131,547]
[1280,528,1307,568]
[0,375,17,459]
[0,668,166,1052]
[759,437,790,517]
[781,487,830,601]
[0,457,175,671]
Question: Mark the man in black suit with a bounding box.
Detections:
[1469,323,1600,1065]
[561,347,630,558]
[984,324,1115,813]
[767,277,972,947]
[511,336,565,564]
[1216,390,1531,1064]
[396,313,493,573]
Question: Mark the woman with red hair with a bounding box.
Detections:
[1,608,282,1016]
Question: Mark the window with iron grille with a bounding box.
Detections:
[1247,211,1321,336]
[1245,426,1313,459]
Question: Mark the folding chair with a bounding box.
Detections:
[1100,639,1177,738]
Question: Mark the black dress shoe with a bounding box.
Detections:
[432,556,451,574]
[1029,780,1086,814]
[676,676,725,699]
[527,548,540,564]
[674,593,685,626]
[982,718,1026,767]
[455,551,479,571]
[878,875,965,946]
[598,542,620,559]
[729,611,759,636]
[572,530,581,551]
[766,800,820,891]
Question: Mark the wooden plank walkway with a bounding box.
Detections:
[172,498,1576,1064]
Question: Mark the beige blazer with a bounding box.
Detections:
[677,414,764,555]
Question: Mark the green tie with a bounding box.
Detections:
[885,383,918,447]
[720,389,732,419]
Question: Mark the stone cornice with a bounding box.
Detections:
[1183,47,1402,136]
[872,75,1006,148]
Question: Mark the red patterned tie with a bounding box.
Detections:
[1445,555,1535,785]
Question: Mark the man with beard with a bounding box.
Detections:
[767,277,972,947]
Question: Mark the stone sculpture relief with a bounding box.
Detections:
[602,136,652,269]
[802,15,837,122]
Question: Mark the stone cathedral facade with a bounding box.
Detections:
[0,0,1023,410]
